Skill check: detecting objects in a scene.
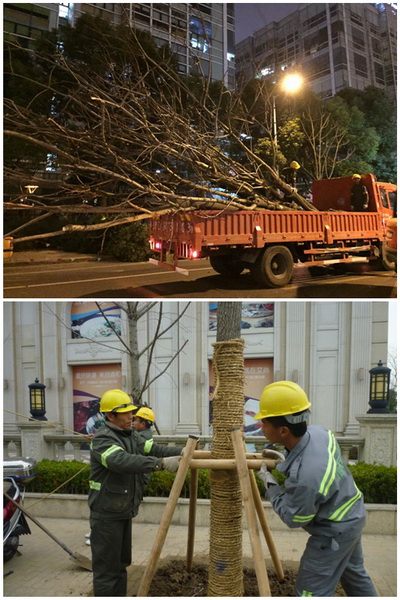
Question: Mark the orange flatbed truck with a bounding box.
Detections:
[149,174,397,287]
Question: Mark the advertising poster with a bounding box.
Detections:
[71,302,122,339]
[209,358,274,443]
[209,302,274,331]
[72,364,122,434]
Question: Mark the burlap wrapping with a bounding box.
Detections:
[208,339,245,597]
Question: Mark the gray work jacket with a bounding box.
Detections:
[267,425,366,539]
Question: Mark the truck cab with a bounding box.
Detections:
[312,174,396,218]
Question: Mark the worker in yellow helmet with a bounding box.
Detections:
[88,390,183,596]
[256,381,377,597]
[282,161,301,189]
[350,174,369,211]
[133,406,157,493]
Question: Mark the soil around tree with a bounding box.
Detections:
[129,556,346,597]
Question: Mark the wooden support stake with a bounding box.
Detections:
[186,466,198,572]
[136,435,199,597]
[230,428,271,596]
[193,450,264,459]
[189,458,274,470]
[249,470,285,582]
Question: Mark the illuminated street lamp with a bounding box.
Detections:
[272,73,304,145]
[271,73,304,172]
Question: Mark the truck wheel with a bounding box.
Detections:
[378,244,396,272]
[209,254,245,276]
[251,246,294,288]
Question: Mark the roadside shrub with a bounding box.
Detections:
[26,460,396,505]
[348,463,397,504]
[104,221,151,262]
[27,459,90,495]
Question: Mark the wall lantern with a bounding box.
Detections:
[24,185,38,194]
[368,360,391,414]
[28,378,47,421]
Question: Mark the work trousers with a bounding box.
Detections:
[296,530,377,597]
[90,516,132,597]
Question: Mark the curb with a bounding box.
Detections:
[5,256,113,266]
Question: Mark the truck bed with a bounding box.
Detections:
[149,209,384,257]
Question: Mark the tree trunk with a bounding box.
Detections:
[208,302,244,596]
[127,302,142,404]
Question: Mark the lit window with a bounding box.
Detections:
[189,16,211,54]
[59,3,69,19]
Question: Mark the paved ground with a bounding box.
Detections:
[3,517,396,597]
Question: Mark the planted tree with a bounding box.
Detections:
[208,302,244,596]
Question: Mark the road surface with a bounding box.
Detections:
[4,258,396,299]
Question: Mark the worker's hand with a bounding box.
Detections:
[261,449,285,463]
[257,463,279,488]
[162,456,182,473]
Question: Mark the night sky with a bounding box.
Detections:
[235,3,299,43]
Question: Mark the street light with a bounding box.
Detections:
[28,378,47,421]
[272,73,304,145]
[271,73,304,171]
[368,360,391,413]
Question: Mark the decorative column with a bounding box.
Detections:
[344,303,372,436]
[285,303,306,386]
[174,304,200,435]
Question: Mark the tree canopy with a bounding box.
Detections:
[4,13,395,246]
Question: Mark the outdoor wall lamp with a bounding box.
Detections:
[368,360,391,413]
[28,378,47,421]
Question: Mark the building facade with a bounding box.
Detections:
[235,3,397,99]
[4,301,389,440]
[4,2,236,88]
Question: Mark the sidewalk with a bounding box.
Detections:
[3,518,396,597]
[4,250,113,266]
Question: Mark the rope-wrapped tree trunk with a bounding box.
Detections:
[208,302,244,596]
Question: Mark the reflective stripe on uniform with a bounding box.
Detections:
[292,513,315,524]
[144,439,154,454]
[328,487,362,522]
[101,444,123,467]
[89,480,101,490]
[318,430,337,496]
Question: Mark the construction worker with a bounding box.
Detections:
[282,160,301,188]
[88,389,183,597]
[350,174,369,211]
[133,406,156,493]
[256,381,377,597]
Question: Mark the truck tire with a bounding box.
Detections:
[379,243,396,272]
[209,254,245,276]
[251,246,294,288]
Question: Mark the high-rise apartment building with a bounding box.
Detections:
[4,3,236,88]
[235,3,397,99]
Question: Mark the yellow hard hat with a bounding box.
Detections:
[254,381,311,422]
[290,161,301,170]
[352,174,361,179]
[100,389,137,413]
[135,406,155,423]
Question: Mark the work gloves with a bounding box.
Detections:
[261,448,285,464]
[257,463,278,488]
[162,456,182,473]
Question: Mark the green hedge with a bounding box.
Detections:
[27,459,396,505]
